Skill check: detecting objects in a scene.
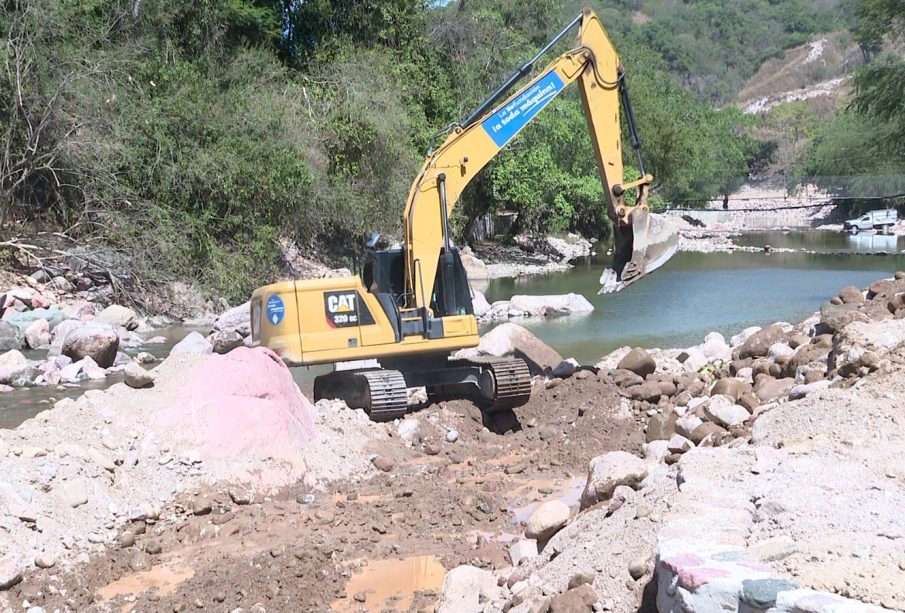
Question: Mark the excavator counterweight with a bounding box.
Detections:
[250,8,678,419]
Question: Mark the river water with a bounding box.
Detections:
[483,237,903,364]
[0,232,902,426]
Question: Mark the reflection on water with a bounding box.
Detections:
[483,247,903,363]
[735,230,905,253]
[336,555,446,612]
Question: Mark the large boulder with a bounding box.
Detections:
[436,565,503,613]
[208,330,244,354]
[698,331,732,362]
[0,350,32,385]
[828,318,905,377]
[617,347,656,378]
[819,301,871,333]
[0,321,22,351]
[838,285,865,304]
[736,325,787,360]
[703,395,750,427]
[525,500,570,541]
[508,293,594,318]
[581,451,648,509]
[4,308,64,334]
[548,584,597,613]
[98,304,139,330]
[214,301,251,337]
[62,323,119,368]
[460,251,490,281]
[456,323,561,376]
[471,289,492,318]
[754,376,795,402]
[24,318,51,349]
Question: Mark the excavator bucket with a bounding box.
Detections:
[599,209,678,293]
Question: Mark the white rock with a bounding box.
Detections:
[396,419,421,444]
[170,331,213,355]
[675,415,703,439]
[703,395,749,427]
[436,565,503,613]
[98,305,139,331]
[0,350,31,384]
[581,451,648,509]
[525,500,570,541]
[214,301,251,336]
[471,290,491,318]
[445,429,459,443]
[730,326,761,348]
[677,347,708,372]
[509,539,538,566]
[81,356,107,380]
[788,380,831,400]
[124,362,156,388]
[507,293,594,317]
[698,332,732,362]
[0,557,21,590]
[24,318,51,349]
[59,478,89,508]
[643,440,670,464]
[767,342,794,359]
[667,434,694,453]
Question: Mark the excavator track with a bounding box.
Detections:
[460,356,532,412]
[313,369,408,422]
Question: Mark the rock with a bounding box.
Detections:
[508,294,594,318]
[34,555,55,569]
[471,290,491,318]
[228,487,253,505]
[50,276,74,292]
[703,395,749,427]
[710,378,752,402]
[509,539,538,566]
[628,555,650,580]
[214,301,251,336]
[59,360,85,383]
[677,347,707,372]
[0,350,32,385]
[4,308,64,334]
[819,301,869,332]
[628,381,663,403]
[737,325,787,359]
[617,348,656,378]
[740,578,800,609]
[567,571,595,590]
[675,415,703,439]
[667,434,694,453]
[0,557,21,590]
[552,358,580,379]
[436,565,503,613]
[396,419,421,444]
[129,551,152,572]
[608,369,643,388]
[124,362,156,388]
[170,331,213,355]
[62,323,119,367]
[548,584,597,613]
[445,429,459,443]
[456,323,562,376]
[29,269,51,283]
[372,456,395,472]
[646,411,676,442]
[59,478,88,508]
[698,331,732,362]
[788,380,831,400]
[690,422,727,445]
[0,321,22,351]
[754,376,795,402]
[24,318,50,349]
[838,285,865,304]
[98,305,139,330]
[81,356,107,380]
[460,252,490,281]
[525,500,570,541]
[581,451,647,509]
[643,440,670,464]
[767,342,794,359]
[730,326,761,347]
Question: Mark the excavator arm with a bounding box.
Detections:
[402,8,677,310]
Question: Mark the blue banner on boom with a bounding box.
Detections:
[481,71,565,148]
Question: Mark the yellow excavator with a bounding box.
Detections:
[250,8,677,420]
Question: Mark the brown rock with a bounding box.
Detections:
[737,325,787,360]
[754,376,795,402]
[812,334,833,348]
[804,369,825,384]
[729,358,753,375]
[787,333,810,349]
[820,301,869,332]
[690,422,727,445]
[737,390,760,412]
[839,286,865,304]
[627,381,663,403]
[646,410,677,442]
[608,369,643,388]
[62,323,119,368]
[710,378,752,401]
[372,456,395,472]
[460,323,562,376]
[548,584,597,613]
[617,348,656,378]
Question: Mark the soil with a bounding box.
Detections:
[9,375,643,612]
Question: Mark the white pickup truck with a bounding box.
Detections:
[843,209,898,233]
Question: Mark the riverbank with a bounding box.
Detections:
[0,270,902,611]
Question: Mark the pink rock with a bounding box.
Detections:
[677,566,731,590]
[30,294,51,309]
[660,553,706,574]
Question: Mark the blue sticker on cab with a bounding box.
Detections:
[266,295,285,325]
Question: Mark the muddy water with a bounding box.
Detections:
[483,246,903,364]
[735,229,905,253]
[336,555,446,612]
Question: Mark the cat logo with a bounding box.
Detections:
[324,291,359,328]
